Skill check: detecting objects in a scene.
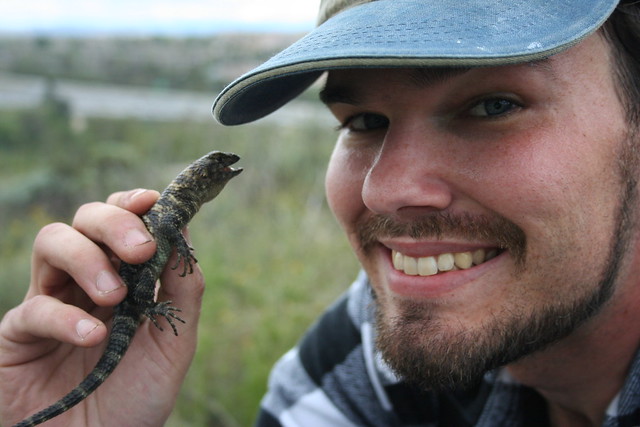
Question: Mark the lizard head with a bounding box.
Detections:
[185,151,243,204]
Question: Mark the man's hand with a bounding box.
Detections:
[0,189,204,426]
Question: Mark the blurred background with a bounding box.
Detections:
[0,1,360,425]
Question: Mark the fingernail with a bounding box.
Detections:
[131,189,148,199]
[76,319,100,340]
[124,228,152,248]
[96,270,125,295]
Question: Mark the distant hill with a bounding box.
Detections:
[0,33,302,93]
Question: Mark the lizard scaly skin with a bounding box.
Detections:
[13,151,242,427]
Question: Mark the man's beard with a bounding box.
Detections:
[359,138,640,392]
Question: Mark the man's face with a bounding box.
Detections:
[322,34,639,390]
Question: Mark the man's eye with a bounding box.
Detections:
[468,98,519,118]
[343,113,389,131]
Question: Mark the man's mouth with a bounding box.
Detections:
[391,249,500,276]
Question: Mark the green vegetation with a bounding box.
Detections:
[0,81,359,425]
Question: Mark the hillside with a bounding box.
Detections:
[0,33,302,93]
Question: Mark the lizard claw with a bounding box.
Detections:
[171,253,197,277]
[145,300,186,336]
[172,239,197,277]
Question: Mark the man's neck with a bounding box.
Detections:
[506,241,640,427]
[505,292,640,427]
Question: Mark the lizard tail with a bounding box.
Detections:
[12,313,140,427]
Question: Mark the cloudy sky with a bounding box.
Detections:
[0,0,320,35]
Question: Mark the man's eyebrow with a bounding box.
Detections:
[319,84,362,106]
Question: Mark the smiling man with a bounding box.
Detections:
[3,1,640,426]
[319,47,640,423]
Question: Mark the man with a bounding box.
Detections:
[2,0,640,425]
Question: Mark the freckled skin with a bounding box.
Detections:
[13,151,242,427]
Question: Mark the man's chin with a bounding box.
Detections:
[373,282,613,393]
[375,313,494,391]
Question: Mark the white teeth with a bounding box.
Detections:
[392,248,498,276]
[403,256,418,276]
[418,256,438,276]
[437,253,455,271]
[393,250,404,270]
[454,252,473,269]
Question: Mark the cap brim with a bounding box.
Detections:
[213,0,618,125]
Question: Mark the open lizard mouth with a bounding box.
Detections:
[211,151,243,177]
[223,165,243,177]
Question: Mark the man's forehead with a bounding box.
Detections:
[320,59,555,105]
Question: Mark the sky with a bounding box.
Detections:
[0,0,320,35]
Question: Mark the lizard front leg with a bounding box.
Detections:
[169,229,197,277]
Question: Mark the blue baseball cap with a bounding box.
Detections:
[213,0,620,125]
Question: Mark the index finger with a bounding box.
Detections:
[106,188,160,214]
[73,189,161,267]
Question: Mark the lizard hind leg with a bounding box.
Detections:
[145,301,186,336]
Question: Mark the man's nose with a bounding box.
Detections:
[361,126,454,216]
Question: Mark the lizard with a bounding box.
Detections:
[12,150,243,427]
